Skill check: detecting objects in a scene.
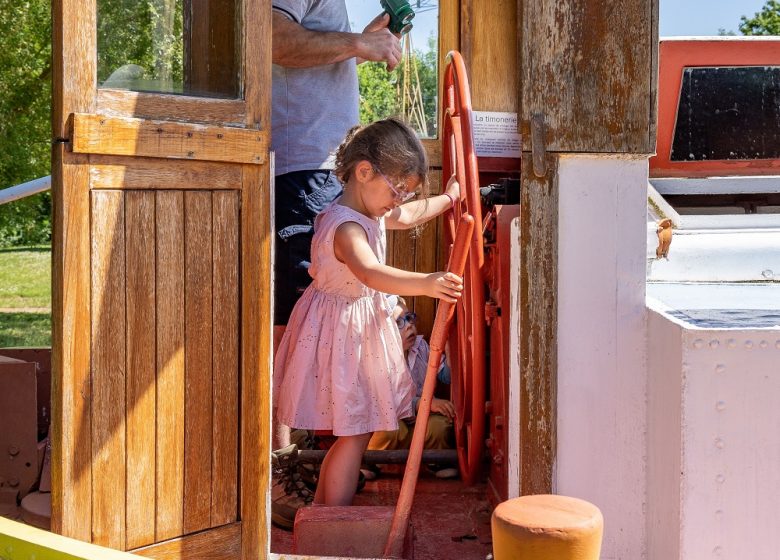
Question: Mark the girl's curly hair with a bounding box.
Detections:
[333,117,429,196]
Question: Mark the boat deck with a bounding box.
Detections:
[271,465,494,559]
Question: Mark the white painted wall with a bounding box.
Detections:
[646,308,683,560]
[556,155,649,560]
[647,301,780,560]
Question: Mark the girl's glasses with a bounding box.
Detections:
[379,172,417,203]
[395,312,417,329]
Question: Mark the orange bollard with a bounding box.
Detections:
[491,495,603,560]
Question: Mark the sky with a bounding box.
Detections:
[345,0,775,51]
[659,0,768,36]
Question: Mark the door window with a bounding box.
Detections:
[97,0,240,98]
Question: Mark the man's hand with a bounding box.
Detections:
[356,13,402,71]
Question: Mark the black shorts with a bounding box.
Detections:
[274,170,342,325]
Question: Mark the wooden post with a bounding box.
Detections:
[514,0,658,495]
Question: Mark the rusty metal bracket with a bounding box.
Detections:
[531,112,547,178]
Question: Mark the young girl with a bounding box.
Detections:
[273,118,463,507]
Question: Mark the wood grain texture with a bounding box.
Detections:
[97,90,245,127]
[90,156,242,191]
[239,164,271,560]
[132,522,241,560]
[52,0,96,139]
[240,1,271,557]
[51,146,92,540]
[71,113,268,164]
[155,191,186,541]
[413,170,443,338]
[90,190,127,548]
[125,191,157,548]
[439,0,460,134]
[463,0,518,113]
[243,0,271,131]
[517,0,658,153]
[183,191,214,533]
[519,153,558,495]
[184,1,238,99]
[211,192,240,527]
[51,0,95,540]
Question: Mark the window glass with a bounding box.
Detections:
[97,0,240,98]
[345,1,439,138]
[671,66,780,161]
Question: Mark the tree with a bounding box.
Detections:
[740,0,780,35]
[357,33,439,138]
[0,0,52,246]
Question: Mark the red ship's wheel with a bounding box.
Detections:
[441,51,486,486]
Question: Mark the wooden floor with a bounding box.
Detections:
[271,465,494,559]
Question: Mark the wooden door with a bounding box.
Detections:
[50,1,271,558]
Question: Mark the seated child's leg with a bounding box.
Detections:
[366,420,411,450]
[424,413,454,450]
[314,432,373,506]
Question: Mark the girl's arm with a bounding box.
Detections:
[334,222,463,302]
[385,176,461,230]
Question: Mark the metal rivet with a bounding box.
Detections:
[727,339,737,348]
[217,133,224,139]
[186,131,193,138]
[715,509,724,520]
[187,151,195,157]
[714,438,724,449]
[693,339,705,349]
[8,445,19,456]
[709,340,720,349]
[744,340,753,349]
[156,127,163,133]
[760,340,768,349]
[713,545,723,556]
[716,474,725,483]
[715,364,725,374]
[8,477,19,487]
[761,269,774,280]
[716,400,726,411]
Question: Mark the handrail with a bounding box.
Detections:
[0,175,51,205]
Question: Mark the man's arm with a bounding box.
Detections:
[272,11,401,70]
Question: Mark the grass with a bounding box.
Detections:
[0,311,51,347]
[0,246,51,347]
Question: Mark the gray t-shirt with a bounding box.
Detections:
[272,0,360,176]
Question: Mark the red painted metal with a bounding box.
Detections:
[441,50,487,487]
[650,38,780,178]
[384,214,475,558]
[483,204,520,507]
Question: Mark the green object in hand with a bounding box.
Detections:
[380,0,415,35]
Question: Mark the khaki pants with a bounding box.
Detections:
[367,413,453,451]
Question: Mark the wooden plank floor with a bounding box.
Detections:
[271,466,494,559]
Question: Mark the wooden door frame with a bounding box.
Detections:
[51,1,271,558]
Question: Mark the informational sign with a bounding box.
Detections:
[471,111,522,158]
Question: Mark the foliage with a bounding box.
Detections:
[740,0,780,35]
[357,34,439,138]
[0,312,51,347]
[0,0,52,247]
[0,247,51,309]
[97,0,184,90]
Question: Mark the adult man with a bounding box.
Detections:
[270,0,402,530]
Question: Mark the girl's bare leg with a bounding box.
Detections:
[314,433,372,506]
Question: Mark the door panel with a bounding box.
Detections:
[52,1,270,557]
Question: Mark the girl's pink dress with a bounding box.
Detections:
[274,202,415,436]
